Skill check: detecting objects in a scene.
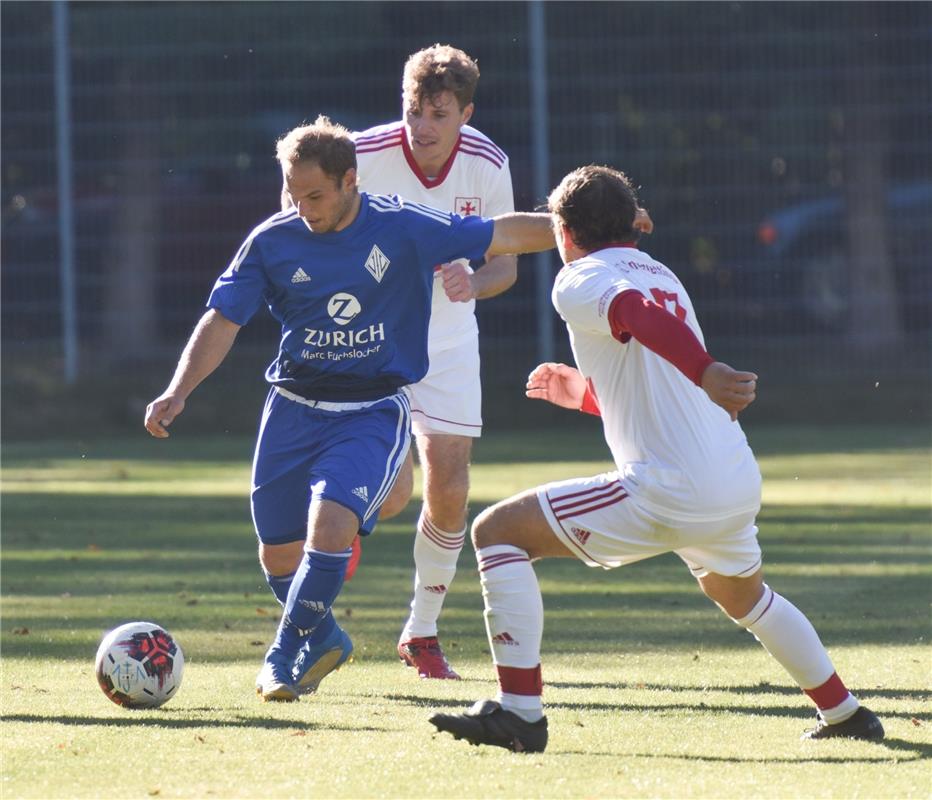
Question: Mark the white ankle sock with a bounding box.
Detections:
[400,513,465,640]
[500,692,545,723]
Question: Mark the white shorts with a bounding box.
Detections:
[537,472,762,578]
[403,336,482,438]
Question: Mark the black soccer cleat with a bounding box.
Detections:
[801,706,885,741]
[429,699,548,753]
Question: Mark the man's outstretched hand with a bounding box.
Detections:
[525,362,588,410]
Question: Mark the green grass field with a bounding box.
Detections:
[2,425,930,799]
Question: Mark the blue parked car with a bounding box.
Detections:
[742,182,931,334]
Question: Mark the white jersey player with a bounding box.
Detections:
[353,46,517,680]
[355,119,514,376]
[546,242,763,540]
[430,165,884,752]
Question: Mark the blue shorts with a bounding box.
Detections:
[251,387,412,545]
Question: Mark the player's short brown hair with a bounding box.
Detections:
[276,115,356,182]
[548,166,640,252]
[402,44,480,111]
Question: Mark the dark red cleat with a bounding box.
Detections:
[397,635,461,679]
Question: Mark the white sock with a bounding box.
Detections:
[477,545,545,723]
[500,692,545,723]
[400,513,465,640]
[734,584,859,722]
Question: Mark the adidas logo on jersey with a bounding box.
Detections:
[491,631,518,646]
[423,584,447,594]
[352,486,369,502]
[291,267,311,283]
[364,245,390,283]
[571,526,592,545]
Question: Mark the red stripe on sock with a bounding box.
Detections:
[804,672,850,710]
[479,555,529,572]
[496,664,543,696]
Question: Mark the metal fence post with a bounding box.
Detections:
[53,0,78,383]
[528,0,554,364]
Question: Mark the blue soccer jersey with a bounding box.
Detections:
[207,193,494,401]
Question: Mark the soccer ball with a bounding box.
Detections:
[95,621,184,709]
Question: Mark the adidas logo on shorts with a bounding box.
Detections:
[571,526,592,544]
[352,486,369,502]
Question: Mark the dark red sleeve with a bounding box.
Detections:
[579,377,601,416]
[608,290,715,386]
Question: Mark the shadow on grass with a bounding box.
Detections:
[3,477,929,659]
[2,711,387,733]
[545,680,932,703]
[392,693,931,724]
[559,745,927,763]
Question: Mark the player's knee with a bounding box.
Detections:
[698,571,765,620]
[471,504,507,549]
[259,540,304,576]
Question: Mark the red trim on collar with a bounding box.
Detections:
[401,132,461,189]
[605,241,638,248]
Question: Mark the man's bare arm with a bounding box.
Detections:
[144,309,241,438]
[487,212,556,256]
[470,254,518,299]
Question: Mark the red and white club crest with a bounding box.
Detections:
[455,197,481,216]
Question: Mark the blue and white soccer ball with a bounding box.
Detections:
[95,621,184,709]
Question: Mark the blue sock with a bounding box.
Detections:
[306,610,337,646]
[264,570,296,607]
[271,549,348,659]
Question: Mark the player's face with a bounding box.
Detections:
[404,91,473,174]
[284,161,359,234]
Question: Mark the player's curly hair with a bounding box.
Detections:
[548,165,640,252]
[276,115,356,182]
[403,44,480,111]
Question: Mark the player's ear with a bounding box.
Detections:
[559,222,577,252]
[460,102,474,126]
[342,168,357,192]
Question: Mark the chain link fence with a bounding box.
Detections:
[3,1,930,433]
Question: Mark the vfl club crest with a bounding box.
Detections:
[364,244,390,283]
[455,197,481,216]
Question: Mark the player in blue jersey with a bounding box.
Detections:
[144,115,556,701]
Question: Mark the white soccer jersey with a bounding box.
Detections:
[552,246,762,524]
[354,121,515,350]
